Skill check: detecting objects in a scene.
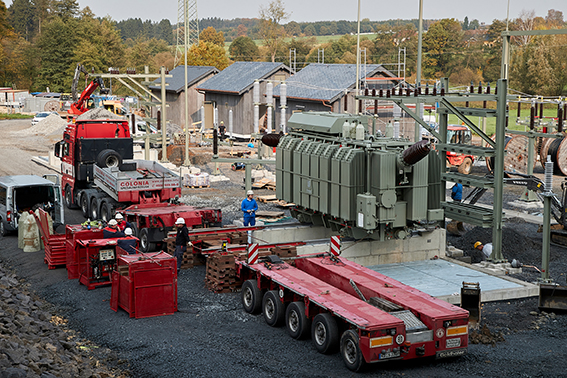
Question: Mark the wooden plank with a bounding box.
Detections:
[255,210,285,218]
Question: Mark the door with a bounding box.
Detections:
[52,184,64,226]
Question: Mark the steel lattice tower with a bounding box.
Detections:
[174,0,199,67]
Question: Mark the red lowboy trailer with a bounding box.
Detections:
[237,252,469,372]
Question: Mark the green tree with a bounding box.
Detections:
[52,0,79,19]
[32,0,51,35]
[199,26,224,47]
[422,18,463,78]
[185,41,230,70]
[156,19,173,44]
[0,0,13,39]
[303,24,315,36]
[8,0,35,41]
[462,16,469,30]
[258,0,289,62]
[285,21,300,37]
[36,17,77,91]
[229,36,259,61]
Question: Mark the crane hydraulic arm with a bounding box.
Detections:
[68,64,109,116]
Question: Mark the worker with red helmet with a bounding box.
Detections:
[174,217,190,272]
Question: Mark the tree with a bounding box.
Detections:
[285,21,300,37]
[258,0,289,62]
[422,18,463,78]
[156,19,174,44]
[546,9,564,27]
[229,36,258,61]
[236,24,247,37]
[514,10,536,46]
[8,0,35,41]
[199,26,225,47]
[463,16,469,30]
[52,0,79,19]
[36,17,78,91]
[1,0,13,39]
[303,24,315,36]
[32,0,50,35]
[185,41,230,70]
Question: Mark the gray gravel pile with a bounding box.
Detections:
[76,108,124,121]
[14,114,67,136]
[0,264,128,378]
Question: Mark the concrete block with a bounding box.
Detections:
[446,246,464,258]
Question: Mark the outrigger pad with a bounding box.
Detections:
[262,255,284,264]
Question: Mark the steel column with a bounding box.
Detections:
[160,66,168,163]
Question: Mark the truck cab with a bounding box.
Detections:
[0,175,64,236]
[446,125,474,174]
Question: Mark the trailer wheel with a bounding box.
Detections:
[311,313,339,354]
[341,330,366,372]
[64,186,78,209]
[458,157,473,175]
[263,290,285,327]
[130,223,139,237]
[96,149,122,168]
[80,194,90,218]
[241,279,262,314]
[90,197,99,220]
[100,201,113,222]
[286,301,311,339]
[139,228,156,252]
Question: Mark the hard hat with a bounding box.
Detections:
[115,213,124,220]
[108,219,118,226]
[474,241,482,249]
[175,217,185,225]
[247,190,254,196]
[124,227,133,236]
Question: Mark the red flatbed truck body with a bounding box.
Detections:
[237,253,468,370]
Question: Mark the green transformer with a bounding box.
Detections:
[276,112,444,240]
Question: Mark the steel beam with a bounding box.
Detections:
[440,98,496,148]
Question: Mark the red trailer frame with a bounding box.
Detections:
[236,253,468,371]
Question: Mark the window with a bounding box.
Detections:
[0,187,6,206]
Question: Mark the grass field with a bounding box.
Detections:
[0,113,33,120]
[226,33,379,49]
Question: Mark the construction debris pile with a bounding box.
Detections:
[0,265,128,378]
[76,108,124,121]
[15,114,67,136]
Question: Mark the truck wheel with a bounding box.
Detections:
[90,198,99,220]
[65,186,78,209]
[139,228,156,252]
[341,330,366,372]
[130,223,139,237]
[96,149,122,168]
[80,194,90,218]
[311,313,339,354]
[100,202,113,222]
[458,157,473,175]
[241,279,262,314]
[286,301,311,339]
[263,290,285,327]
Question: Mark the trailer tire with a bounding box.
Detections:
[286,301,311,339]
[96,149,122,169]
[130,223,139,238]
[139,228,156,252]
[80,194,90,218]
[311,313,339,354]
[263,290,285,327]
[241,279,262,314]
[458,157,473,175]
[65,186,78,209]
[341,330,366,372]
[90,197,99,220]
[100,201,113,222]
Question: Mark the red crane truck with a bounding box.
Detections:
[238,253,469,372]
[54,114,221,252]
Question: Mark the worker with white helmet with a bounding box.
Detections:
[241,190,258,226]
[103,219,125,238]
[114,213,132,233]
[117,228,138,255]
[174,217,190,272]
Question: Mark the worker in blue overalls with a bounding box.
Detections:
[241,190,258,226]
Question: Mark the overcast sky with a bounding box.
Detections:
[4,0,567,24]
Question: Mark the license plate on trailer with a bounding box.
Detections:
[436,348,467,359]
[446,338,461,348]
[379,350,401,360]
[99,249,115,261]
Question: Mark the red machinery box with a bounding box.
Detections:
[110,252,177,319]
[65,225,103,279]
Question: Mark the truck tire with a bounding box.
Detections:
[263,290,285,327]
[286,301,311,339]
[65,186,78,209]
[241,279,262,314]
[90,197,100,220]
[458,157,473,175]
[340,330,366,372]
[96,149,122,168]
[80,194,90,218]
[130,223,139,237]
[139,228,156,252]
[100,201,114,222]
[311,313,339,354]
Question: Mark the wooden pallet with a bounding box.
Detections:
[257,194,278,203]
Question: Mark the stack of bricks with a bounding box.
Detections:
[163,237,194,269]
[205,253,241,293]
[235,246,298,262]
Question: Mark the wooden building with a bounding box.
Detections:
[273,63,400,131]
[149,66,219,128]
[196,62,291,138]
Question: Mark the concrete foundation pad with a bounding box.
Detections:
[508,200,543,210]
[368,257,538,305]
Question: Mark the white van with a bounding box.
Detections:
[0,175,64,236]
